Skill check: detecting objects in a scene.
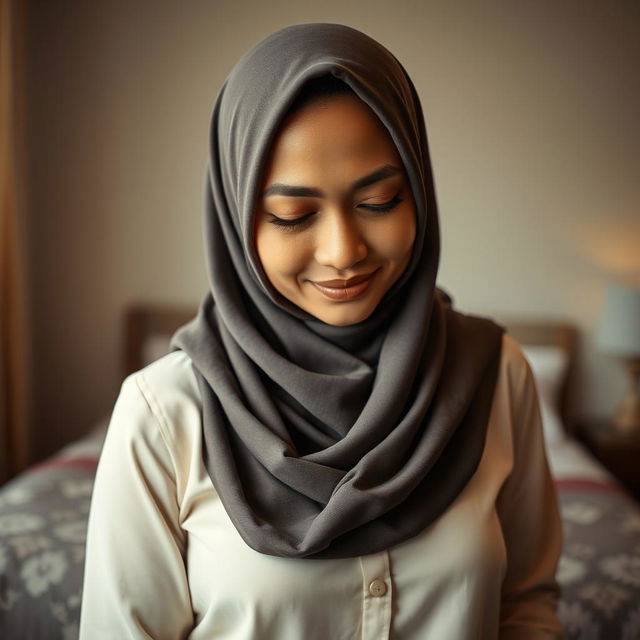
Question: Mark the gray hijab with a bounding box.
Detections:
[171,22,504,559]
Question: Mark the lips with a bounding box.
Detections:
[310,269,380,301]
[314,272,377,288]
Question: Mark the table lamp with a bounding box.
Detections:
[597,281,640,435]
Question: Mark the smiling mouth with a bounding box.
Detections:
[310,269,380,301]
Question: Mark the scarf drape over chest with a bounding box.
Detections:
[171,22,504,559]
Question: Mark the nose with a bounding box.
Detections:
[314,209,367,271]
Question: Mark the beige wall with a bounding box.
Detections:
[26,0,640,459]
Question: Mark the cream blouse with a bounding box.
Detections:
[79,334,564,639]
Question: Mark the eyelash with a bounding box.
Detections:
[266,193,404,231]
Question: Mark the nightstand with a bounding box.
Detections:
[575,419,640,500]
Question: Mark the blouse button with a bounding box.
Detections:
[369,578,388,597]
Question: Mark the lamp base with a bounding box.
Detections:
[613,358,640,436]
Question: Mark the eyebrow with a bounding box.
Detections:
[263,164,403,198]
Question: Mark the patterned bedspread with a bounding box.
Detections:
[555,479,640,640]
[1,458,639,638]
[0,458,97,640]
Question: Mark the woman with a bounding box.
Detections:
[79,23,563,639]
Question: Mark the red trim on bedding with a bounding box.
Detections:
[28,456,100,473]
[554,477,627,495]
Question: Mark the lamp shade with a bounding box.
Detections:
[597,281,640,358]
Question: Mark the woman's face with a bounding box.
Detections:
[254,93,416,326]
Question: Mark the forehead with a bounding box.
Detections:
[261,94,403,180]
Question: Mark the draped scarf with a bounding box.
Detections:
[171,22,504,559]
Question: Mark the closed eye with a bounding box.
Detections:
[358,192,403,212]
[266,211,317,230]
[265,192,404,232]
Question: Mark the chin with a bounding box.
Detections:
[312,302,378,327]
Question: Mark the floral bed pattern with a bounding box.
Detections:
[0,459,97,640]
[555,480,640,640]
[1,462,639,639]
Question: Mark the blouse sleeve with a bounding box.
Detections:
[496,347,564,640]
[79,373,194,640]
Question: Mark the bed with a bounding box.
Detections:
[1,305,639,639]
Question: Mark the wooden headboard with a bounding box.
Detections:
[123,305,194,377]
[123,305,578,431]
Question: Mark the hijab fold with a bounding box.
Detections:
[171,23,504,559]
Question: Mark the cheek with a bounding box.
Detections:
[255,229,312,281]
[367,210,416,260]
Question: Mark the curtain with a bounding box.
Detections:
[0,0,29,484]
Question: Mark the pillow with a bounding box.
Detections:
[521,345,570,445]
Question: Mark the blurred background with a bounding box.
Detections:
[2,0,639,477]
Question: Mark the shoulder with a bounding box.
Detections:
[497,333,534,393]
[490,333,539,429]
[98,350,204,500]
[112,350,202,455]
[129,350,200,411]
